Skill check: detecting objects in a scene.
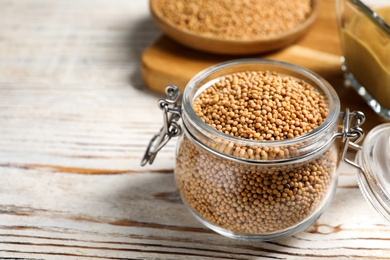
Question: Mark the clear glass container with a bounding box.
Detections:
[142,59,390,241]
[335,0,390,119]
[355,123,390,225]
[176,59,341,240]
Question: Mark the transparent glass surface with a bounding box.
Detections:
[335,0,390,119]
[176,134,339,241]
[356,123,390,225]
[175,59,342,241]
[182,59,341,164]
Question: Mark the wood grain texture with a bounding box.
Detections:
[0,0,390,259]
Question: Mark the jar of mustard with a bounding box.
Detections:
[141,59,390,241]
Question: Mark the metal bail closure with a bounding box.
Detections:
[339,112,390,225]
[141,85,182,166]
[338,108,365,171]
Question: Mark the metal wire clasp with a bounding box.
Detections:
[338,108,366,171]
[141,85,182,166]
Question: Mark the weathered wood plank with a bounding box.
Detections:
[0,165,389,259]
[0,0,389,259]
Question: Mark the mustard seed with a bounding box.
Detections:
[155,0,312,40]
[175,70,337,235]
[194,71,326,144]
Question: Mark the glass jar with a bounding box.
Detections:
[335,0,390,119]
[141,59,390,241]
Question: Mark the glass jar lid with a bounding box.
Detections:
[356,123,390,225]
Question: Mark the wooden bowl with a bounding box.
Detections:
[149,0,319,55]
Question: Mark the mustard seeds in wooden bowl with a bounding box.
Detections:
[149,0,318,54]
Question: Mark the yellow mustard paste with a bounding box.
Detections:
[341,6,390,109]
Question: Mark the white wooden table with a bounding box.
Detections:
[1,0,389,259]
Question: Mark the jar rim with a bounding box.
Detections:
[182,59,341,147]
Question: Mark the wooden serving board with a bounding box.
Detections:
[141,0,385,132]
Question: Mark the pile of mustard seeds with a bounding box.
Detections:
[175,70,336,234]
[193,71,328,141]
[155,0,312,40]
[176,137,336,234]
